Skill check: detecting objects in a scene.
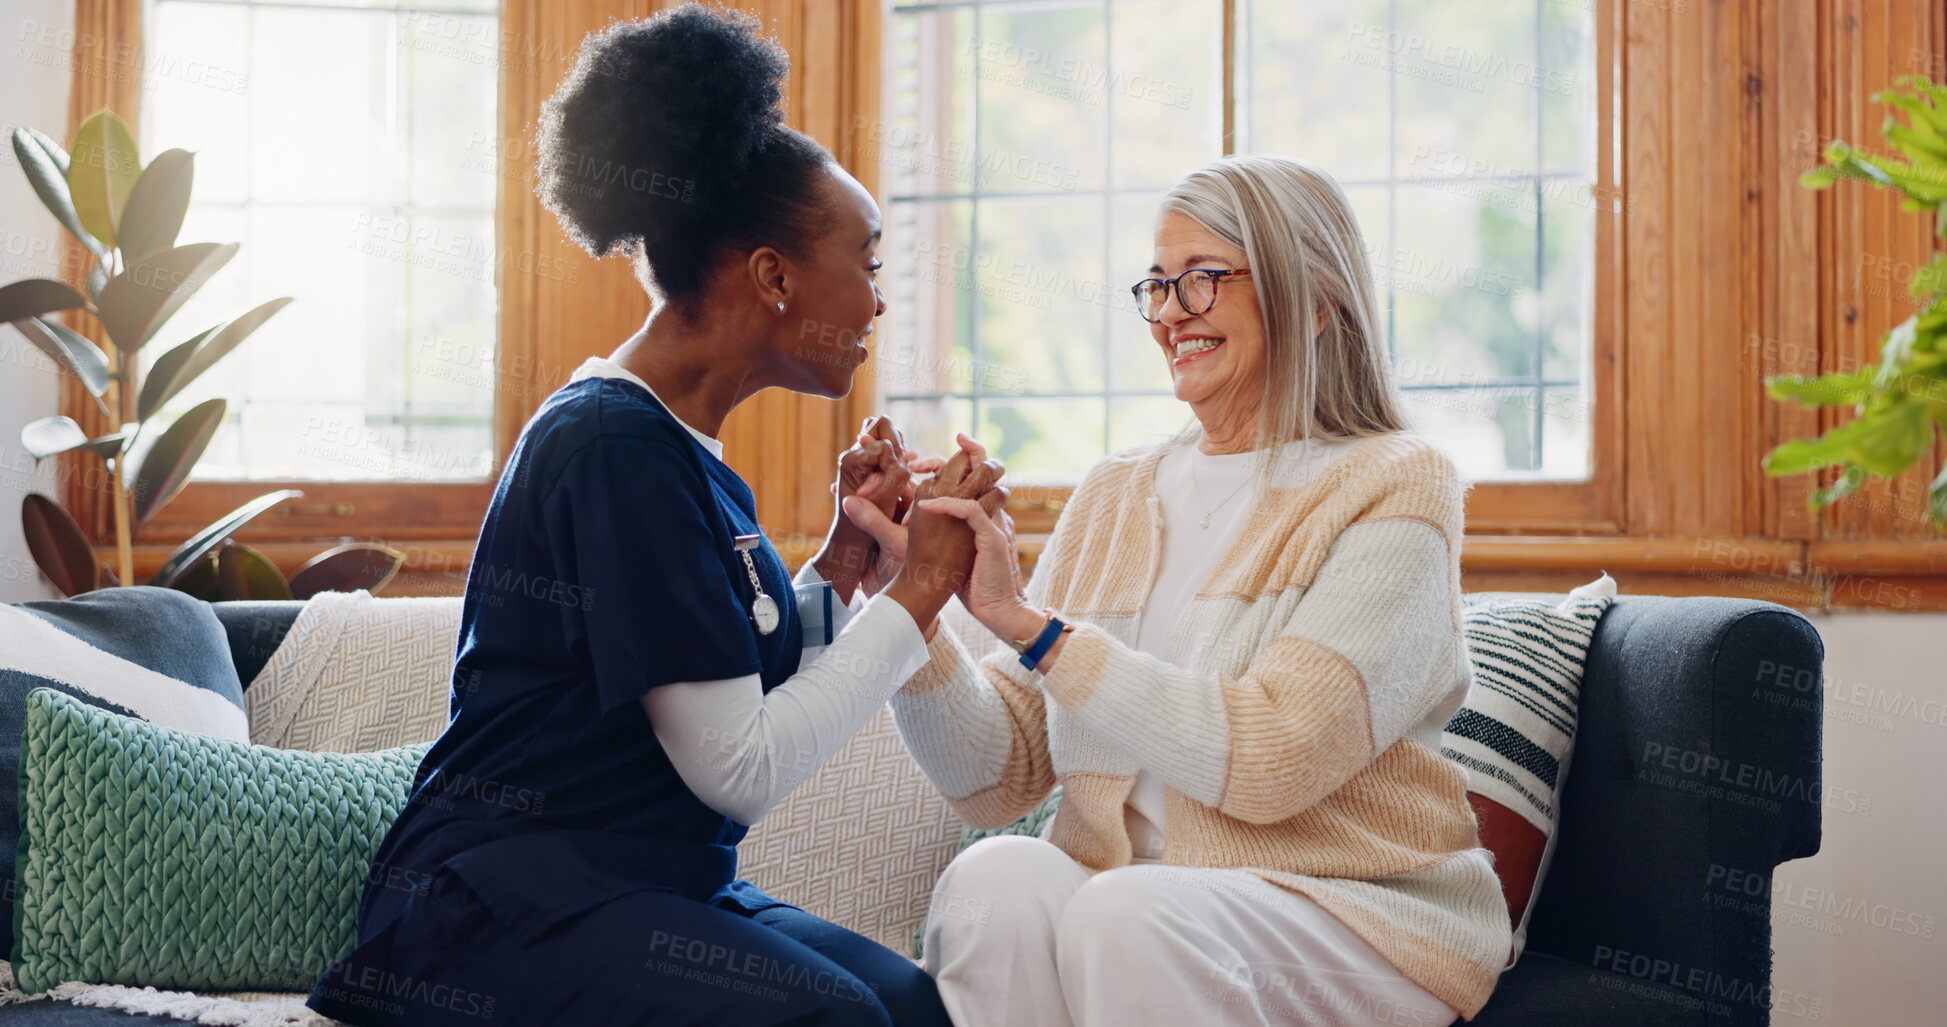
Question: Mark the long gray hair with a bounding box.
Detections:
[1159,155,1405,485]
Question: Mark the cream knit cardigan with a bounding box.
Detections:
[890,431,1512,1018]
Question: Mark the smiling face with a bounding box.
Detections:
[1148,209,1268,434]
[770,164,886,399]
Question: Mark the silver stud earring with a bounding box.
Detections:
[776,301,786,313]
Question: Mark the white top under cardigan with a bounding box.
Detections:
[569,358,929,827]
[1126,435,1360,861]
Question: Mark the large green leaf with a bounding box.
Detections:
[1811,464,1869,511]
[131,397,225,529]
[215,542,293,601]
[1767,367,1876,408]
[115,148,194,263]
[1850,402,1935,478]
[95,241,237,353]
[10,128,106,259]
[1910,252,1947,300]
[1764,414,1882,476]
[65,110,141,252]
[166,553,219,600]
[135,324,220,422]
[150,489,302,589]
[20,416,124,461]
[288,543,404,599]
[20,493,98,597]
[136,296,293,420]
[9,316,109,397]
[0,279,87,323]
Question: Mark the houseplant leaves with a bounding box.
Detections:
[116,148,194,263]
[20,416,125,462]
[150,490,302,590]
[216,542,293,601]
[288,543,405,599]
[21,494,98,597]
[1768,78,1947,529]
[0,279,87,323]
[136,296,294,420]
[131,397,226,529]
[66,110,140,253]
[97,241,238,353]
[9,128,106,259]
[9,316,110,399]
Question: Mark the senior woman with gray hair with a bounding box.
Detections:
[845,155,1510,1026]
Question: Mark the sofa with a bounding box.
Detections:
[0,591,1823,1025]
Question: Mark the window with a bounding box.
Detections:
[880,0,1598,484]
[143,0,498,484]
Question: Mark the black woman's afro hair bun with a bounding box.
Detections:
[534,3,834,298]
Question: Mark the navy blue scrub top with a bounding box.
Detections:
[355,375,803,946]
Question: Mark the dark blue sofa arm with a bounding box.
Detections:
[1478,596,1824,1026]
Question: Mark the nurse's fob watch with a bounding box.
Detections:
[733,534,780,635]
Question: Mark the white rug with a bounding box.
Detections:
[0,961,336,1025]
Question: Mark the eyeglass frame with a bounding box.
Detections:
[1128,268,1253,324]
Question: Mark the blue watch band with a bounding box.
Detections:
[1019,614,1067,670]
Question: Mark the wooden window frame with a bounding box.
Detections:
[59,0,1947,609]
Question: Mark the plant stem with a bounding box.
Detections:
[107,251,133,586]
[113,457,133,586]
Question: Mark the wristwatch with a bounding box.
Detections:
[1009,608,1075,669]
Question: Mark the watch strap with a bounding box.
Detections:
[1019,613,1069,670]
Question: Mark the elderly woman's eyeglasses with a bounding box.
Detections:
[1129,268,1252,324]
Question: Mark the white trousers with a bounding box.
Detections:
[924,836,1460,1027]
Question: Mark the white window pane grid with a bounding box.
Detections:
[889,0,1596,483]
[142,0,497,482]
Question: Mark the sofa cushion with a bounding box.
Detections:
[0,589,249,955]
[11,688,425,993]
[243,590,460,752]
[1441,575,1616,962]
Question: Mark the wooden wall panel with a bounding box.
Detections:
[1622,0,1672,540]
[1756,0,1824,543]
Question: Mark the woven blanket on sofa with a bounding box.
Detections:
[245,590,462,752]
[739,706,964,954]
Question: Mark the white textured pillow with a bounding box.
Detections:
[245,591,461,752]
[1442,573,1617,963]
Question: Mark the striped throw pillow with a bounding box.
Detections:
[1442,574,1617,964]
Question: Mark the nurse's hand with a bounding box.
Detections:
[814,416,941,602]
[912,490,1040,652]
[882,434,1007,634]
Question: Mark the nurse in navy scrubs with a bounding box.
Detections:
[307,6,1004,1025]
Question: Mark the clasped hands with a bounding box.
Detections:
[812,416,1039,643]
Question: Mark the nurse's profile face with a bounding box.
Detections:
[772,164,886,400]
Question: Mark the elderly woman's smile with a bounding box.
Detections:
[1145,210,1272,452]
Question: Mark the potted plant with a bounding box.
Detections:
[1765,77,1947,530]
[2,109,403,599]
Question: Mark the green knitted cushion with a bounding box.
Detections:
[10,687,428,993]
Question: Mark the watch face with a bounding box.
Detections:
[751,592,780,635]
